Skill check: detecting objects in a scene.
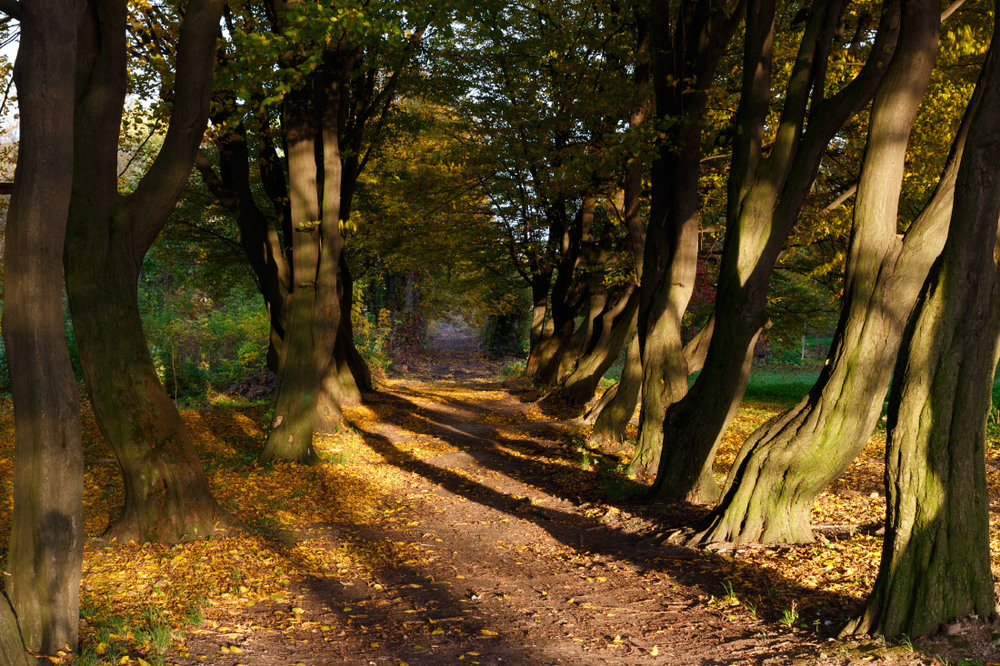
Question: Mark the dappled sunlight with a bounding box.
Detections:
[0,352,997,663]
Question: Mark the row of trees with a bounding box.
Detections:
[456,0,999,640]
[1,0,999,659]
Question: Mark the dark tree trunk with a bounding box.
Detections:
[628,0,741,476]
[317,255,371,427]
[525,270,554,375]
[2,1,84,654]
[843,22,1000,636]
[649,0,900,503]
[692,0,958,544]
[522,199,589,386]
[64,0,228,543]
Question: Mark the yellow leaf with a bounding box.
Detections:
[138,659,152,666]
[480,629,498,636]
[119,657,130,665]
[96,642,108,655]
[230,646,244,653]
[292,607,305,614]
[650,646,659,657]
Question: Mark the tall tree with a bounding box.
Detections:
[197,0,431,460]
[690,0,981,545]
[251,0,434,460]
[842,17,1000,636]
[1,0,83,656]
[624,0,743,475]
[63,0,228,542]
[646,0,900,501]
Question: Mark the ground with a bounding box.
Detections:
[20,322,1000,665]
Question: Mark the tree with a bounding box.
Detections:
[1,0,82,657]
[435,0,639,389]
[196,0,433,461]
[623,0,742,475]
[647,0,899,501]
[690,0,985,545]
[63,0,228,542]
[842,12,1000,635]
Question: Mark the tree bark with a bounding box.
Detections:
[2,1,84,653]
[628,0,742,476]
[587,315,712,446]
[843,22,1000,636]
[64,0,229,542]
[558,287,639,407]
[261,55,347,462]
[587,332,642,442]
[649,0,900,503]
[692,0,960,544]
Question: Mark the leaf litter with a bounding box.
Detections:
[0,324,998,664]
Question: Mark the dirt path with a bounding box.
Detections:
[166,324,948,665]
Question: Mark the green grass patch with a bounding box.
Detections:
[743,367,820,407]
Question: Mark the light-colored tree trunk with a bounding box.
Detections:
[843,22,1000,636]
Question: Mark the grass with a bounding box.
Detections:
[743,364,821,406]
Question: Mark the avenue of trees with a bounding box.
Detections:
[0,0,998,658]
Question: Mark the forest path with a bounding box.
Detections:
[166,321,936,666]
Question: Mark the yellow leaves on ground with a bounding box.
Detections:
[66,401,437,661]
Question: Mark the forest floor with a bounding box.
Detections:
[15,322,1000,665]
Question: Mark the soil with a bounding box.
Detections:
[166,322,1000,666]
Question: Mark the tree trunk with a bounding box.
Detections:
[69,270,231,540]
[65,0,228,543]
[558,287,638,407]
[262,54,347,462]
[628,0,742,476]
[689,0,946,543]
[2,1,84,653]
[526,202,586,385]
[587,315,712,446]
[843,25,1000,636]
[587,332,642,443]
[321,255,371,411]
[0,597,33,665]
